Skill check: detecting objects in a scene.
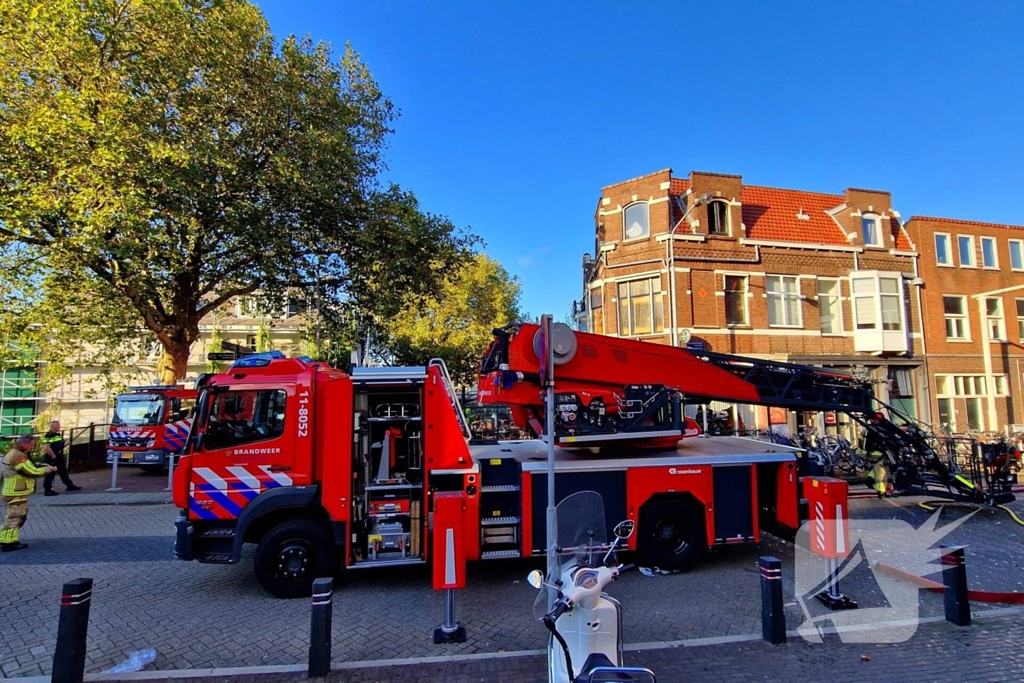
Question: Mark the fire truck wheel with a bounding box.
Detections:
[254,519,335,599]
[637,499,705,571]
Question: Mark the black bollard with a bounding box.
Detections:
[759,556,786,645]
[941,545,970,626]
[308,577,333,678]
[52,578,93,683]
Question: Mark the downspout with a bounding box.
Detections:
[911,255,931,425]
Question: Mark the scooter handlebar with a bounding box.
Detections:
[618,563,635,574]
[544,599,571,622]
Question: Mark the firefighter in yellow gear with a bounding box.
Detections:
[2,434,56,552]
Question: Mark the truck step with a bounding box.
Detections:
[481,549,521,560]
[195,553,233,564]
[480,516,520,526]
[196,529,236,539]
[480,484,520,493]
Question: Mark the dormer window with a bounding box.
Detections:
[708,201,729,235]
[623,202,650,240]
[861,214,883,247]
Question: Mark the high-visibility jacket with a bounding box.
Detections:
[2,447,47,497]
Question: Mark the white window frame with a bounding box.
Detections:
[622,202,650,242]
[934,232,953,266]
[1010,239,1024,272]
[957,234,976,267]
[590,286,604,335]
[1017,298,1024,342]
[765,275,802,328]
[723,275,748,326]
[850,273,903,333]
[861,214,883,247]
[943,295,969,341]
[980,236,999,269]
[817,277,843,335]
[936,373,1008,398]
[616,276,664,337]
[707,200,731,236]
[986,297,1006,341]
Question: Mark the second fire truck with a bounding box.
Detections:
[172,323,1016,598]
[108,385,197,471]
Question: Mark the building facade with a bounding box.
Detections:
[907,216,1024,432]
[579,169,926,432]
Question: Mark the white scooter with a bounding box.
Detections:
[527,491,656,683]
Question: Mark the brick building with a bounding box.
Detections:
[577,169,925,432]
[907,216,1024,432]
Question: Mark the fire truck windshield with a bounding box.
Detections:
[113,394,164,426]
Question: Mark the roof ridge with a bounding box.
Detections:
[743,184,844,201]
[908,215,1024,230]
[601,168,672,191]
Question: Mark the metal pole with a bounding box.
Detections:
[668,239,677,348]
[164,453,175,492]
[107,454,122,492]
[543,315,556,596]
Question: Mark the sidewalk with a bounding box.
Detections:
[32,465,173,506]
[26,607,1024,683]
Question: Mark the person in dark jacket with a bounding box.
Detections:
[41,420,81,496]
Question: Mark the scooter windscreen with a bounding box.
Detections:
[533,490,609,619]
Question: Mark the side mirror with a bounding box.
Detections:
[614,519,636,540]
[527,569,544,589]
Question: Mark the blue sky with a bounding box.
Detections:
[255,1,1024,320]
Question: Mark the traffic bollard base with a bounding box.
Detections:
[815,592,858,611]
[433,624,467,644]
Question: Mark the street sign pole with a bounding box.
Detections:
[541,315,556,594]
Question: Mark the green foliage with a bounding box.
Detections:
[0,0,474,383]
[377,253,523,387]
[255,319,272,353]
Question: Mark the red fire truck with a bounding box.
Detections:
[172,324,1015,598]
[108,385,197,471]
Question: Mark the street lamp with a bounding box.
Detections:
[667,192,714,347]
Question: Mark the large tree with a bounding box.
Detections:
[377,253,523,387]
[0,0,473,383]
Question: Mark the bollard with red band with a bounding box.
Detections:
[760,556,786,644]
[941,544,971,626]
[432,491,468,643]
[52,578,93,683]
[805,477,857,611]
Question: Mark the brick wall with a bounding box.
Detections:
[907,216,1024,428]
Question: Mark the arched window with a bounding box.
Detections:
[623,202,650,240]
[861,214,882,247]
[707,201,729,235]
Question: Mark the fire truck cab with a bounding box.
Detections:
[108,385,197,470]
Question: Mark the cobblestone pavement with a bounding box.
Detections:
[2,495,1022,679]
[88,610,1024,682]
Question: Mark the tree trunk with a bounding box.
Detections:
[159,339,192,385]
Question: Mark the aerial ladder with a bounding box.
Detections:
[477,323,1016,506]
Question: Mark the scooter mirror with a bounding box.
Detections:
[613,519,636,540]
[527,569,544,589]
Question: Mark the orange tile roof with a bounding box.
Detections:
[739,185,850,245]
[669,178,690,195]
[890,217,913,250]
[668,174,916,250]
